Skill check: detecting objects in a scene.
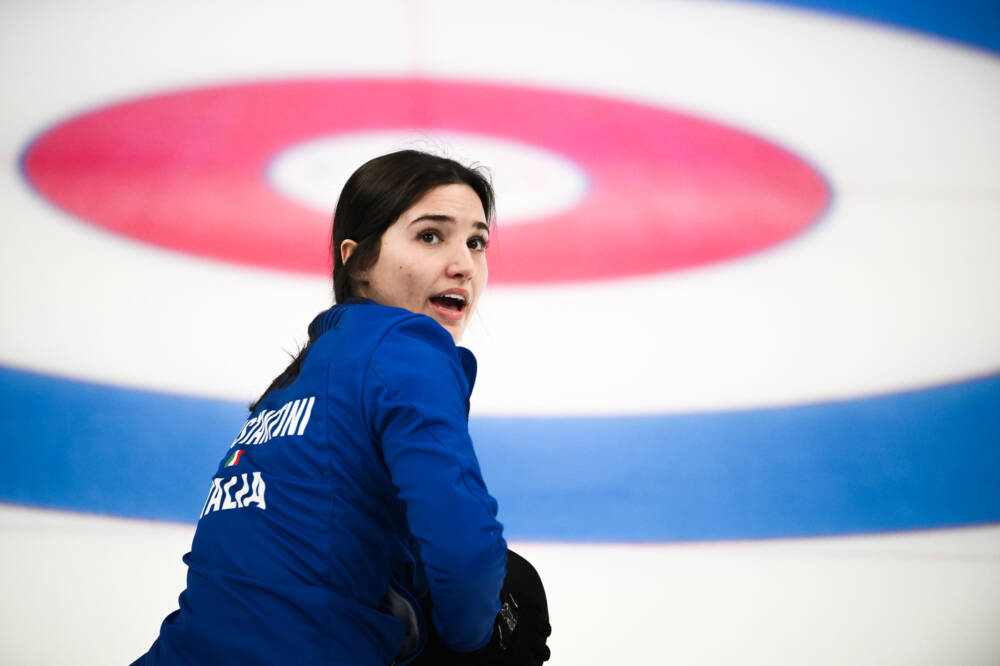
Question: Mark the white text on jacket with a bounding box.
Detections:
[231,396,316,448]
[201,472,267,518]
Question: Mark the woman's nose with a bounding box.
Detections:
[446,242,475,278]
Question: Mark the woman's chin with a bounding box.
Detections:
[427,304,468,342]
[433,315,466,344]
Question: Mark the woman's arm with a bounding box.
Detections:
[364,315,507,652]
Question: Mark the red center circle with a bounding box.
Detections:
[22,78,828,283]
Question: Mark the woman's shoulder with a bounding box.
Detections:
[298,302,476,409]
[308,301,459,364]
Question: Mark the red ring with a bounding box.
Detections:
[23,78,828,283]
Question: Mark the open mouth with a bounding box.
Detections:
[429,293,467,313]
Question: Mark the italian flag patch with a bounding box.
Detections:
[225,450,245,467]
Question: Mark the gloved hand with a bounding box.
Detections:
[475,549,551,665]
[413,549,551,666]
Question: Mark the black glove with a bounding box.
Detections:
[413,549,551,665]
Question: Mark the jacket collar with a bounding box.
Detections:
[307,297,372,341]
[457,347,477,393]
[307,299,477,391]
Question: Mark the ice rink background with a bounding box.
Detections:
[1,0,999,663]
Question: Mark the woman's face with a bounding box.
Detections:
[341,184,489,343]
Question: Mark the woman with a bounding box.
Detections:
[133,150,550,665]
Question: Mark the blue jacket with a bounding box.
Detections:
[140,300,507,665]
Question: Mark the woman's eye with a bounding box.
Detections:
[418,230,441,244]
[468,236,489,251]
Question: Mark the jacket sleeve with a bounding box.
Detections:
[363,315,506,652]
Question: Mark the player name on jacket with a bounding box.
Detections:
[201,472,266,518]
[231,396,316,447]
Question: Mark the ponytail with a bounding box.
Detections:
[248,340,313,413]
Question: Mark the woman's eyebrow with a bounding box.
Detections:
[408,214,489,232]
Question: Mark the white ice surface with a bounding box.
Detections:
[2,505,998,665]
[1,0,999,414]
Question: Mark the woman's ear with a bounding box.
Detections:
[340,238,369,293]
[340,239,358,266]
